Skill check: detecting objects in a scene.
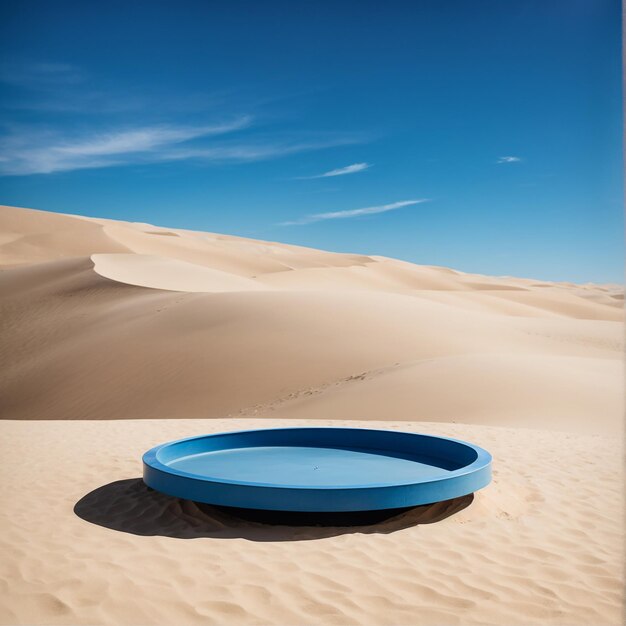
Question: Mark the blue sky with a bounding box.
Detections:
[0,0,622,283]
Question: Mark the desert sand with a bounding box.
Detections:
[0,204,623,625]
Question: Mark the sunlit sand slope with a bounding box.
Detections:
[0,204,622,432]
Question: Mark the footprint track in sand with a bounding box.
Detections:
[234,362,405,416]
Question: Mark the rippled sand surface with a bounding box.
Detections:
[0,419,623,626]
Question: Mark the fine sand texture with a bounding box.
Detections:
[0,418,623,626]
[0,205,623,625]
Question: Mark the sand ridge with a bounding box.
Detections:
[0,205,623,432]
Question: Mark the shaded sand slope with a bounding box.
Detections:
[0,418,623,626]
[0,205,130,263]
[0,205,623,432]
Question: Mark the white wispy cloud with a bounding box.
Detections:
[163,135,364,163]
[296,162,371,179]
[0,60,158,114]
[0,120,368,175]
[0,118,251,175]
[279,199,429,226]
[497,156,521,163]
[0,61,85,87]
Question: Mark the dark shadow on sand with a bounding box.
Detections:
[74,478,473,542]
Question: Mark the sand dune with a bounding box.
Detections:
[0,204,623,625]
[267,353,622,432]
[92,253,266,292]
[1,204,622,432]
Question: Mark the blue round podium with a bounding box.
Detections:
[143,427,492,512]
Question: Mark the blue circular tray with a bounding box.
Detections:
[143,427,492,512]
